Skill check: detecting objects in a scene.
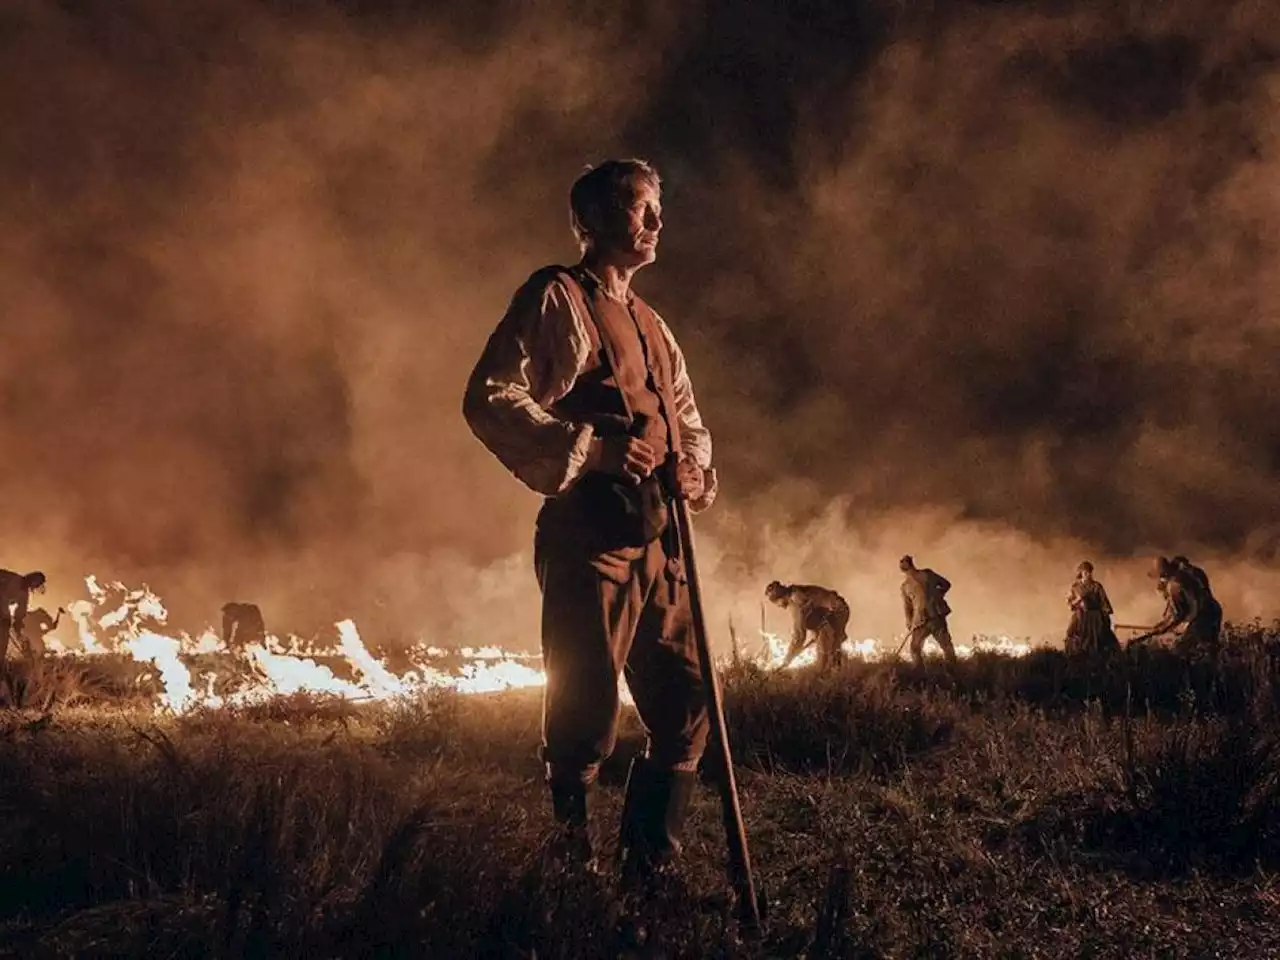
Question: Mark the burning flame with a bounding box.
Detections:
[754,632,1032,670]
[33,577,1032,714]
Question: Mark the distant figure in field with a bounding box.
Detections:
[899,555,957,667]
[221,602,267,651]
[0,571,46,663]
[1136,556,1223,657]
[765,581,850,671]
[17,606,65,657]
[1064,561,1118,656]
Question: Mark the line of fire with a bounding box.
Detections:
[2,573,1037,714]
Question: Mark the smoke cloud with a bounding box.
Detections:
[2,0,1278,649]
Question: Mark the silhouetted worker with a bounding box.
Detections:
[765,580,849,671]
[17,606,65,657]
[0,570,46,663]
[464,159,716,879]
[1172,555,1212,595]
[1138,556,1223,656]
[1065,561,1118,656]
[221,602,267,651]
[899,555,957,667]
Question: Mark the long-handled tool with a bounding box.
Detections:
[1115,624,1157,646]
[668,467,764,935]
[891,630,912,661]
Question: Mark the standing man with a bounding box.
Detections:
[899,555,957,667]
[463,160,717,878]
[764,580,850,671]
[0,570,47,663]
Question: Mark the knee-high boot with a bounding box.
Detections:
[548,771,594,865]
[619,756,696,882]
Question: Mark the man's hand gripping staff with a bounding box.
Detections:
[586,413,707,503]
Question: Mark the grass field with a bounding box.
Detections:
[3,626,1280,958]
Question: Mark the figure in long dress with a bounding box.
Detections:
[1065,561,1118,656]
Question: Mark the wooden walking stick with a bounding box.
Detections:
[668,466,764,934]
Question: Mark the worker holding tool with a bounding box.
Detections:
[463,160,723,887]
[1128,556,1223,657]
[1172,555,1212,595]
[899,555,958,667]
[765,581,850,671]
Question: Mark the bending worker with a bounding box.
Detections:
[0,570,46,663]
[1134,555,1222,657]
[222,602,267,651]
[765,580,849,671]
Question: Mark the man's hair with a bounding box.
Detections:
[569,159,661,251]
[765,580,788,603]
[1077,560,1094,575]
[899,555,915,572]
[22,571,46,592]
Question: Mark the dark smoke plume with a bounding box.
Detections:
[2,0,1278,648]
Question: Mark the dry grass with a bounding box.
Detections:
[1,626,1280,956]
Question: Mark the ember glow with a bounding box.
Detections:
[39,577,1034,714]
[754,632,1032,670]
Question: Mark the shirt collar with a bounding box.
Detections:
[578,265,634,305]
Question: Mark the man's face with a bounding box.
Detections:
[593,180,662,268]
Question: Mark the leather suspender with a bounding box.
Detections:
[563,267,639,428]
[564,267,680,453]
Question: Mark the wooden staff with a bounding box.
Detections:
[669,474,763,934]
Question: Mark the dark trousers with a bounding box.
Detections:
[909,617,957,666]
[1177,602,1223,657]
[534,510,709,788]
[818,604,850,670]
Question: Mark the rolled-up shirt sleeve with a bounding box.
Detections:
[463,273,595,496]
[655,314,718,511]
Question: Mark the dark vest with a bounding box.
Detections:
[549,268,680,458]
[543,267,682,550]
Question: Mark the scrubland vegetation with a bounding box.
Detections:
[3,626,1280,957]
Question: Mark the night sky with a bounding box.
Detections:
[2,0,1278,645]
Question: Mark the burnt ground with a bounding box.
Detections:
[1,632,1280,957]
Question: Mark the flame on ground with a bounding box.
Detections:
[30,577,1032,714]
[752,632,1032,670]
